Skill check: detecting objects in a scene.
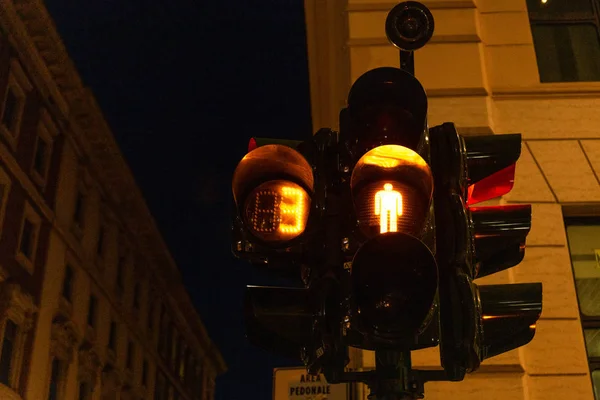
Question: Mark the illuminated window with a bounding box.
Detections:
[566,217,600,399]
[526,0,600,82]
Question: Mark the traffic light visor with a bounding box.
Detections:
[478,283,542,359]
[463,134,522,205]
[348,67,427,133]
[232,145,314,242]
[352,232,438,342]
[351,145,433,237]
[244,286,313,360]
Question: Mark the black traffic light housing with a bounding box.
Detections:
[430,123,542,380]
[230,2,542,399]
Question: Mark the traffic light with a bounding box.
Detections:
[232,138,318,360]
[338,67,439,351]
[231,2,542,397]
[429,123,543,379]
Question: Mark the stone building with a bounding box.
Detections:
[304,0,600,399]
[0,0,226,399]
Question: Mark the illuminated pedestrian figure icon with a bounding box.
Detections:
[375,183,403,233]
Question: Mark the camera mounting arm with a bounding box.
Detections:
[385,1,435,75]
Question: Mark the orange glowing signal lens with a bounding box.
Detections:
[375,183,403,233]
[355,180,426,237]
[244,180,310,242]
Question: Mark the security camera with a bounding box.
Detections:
[385,1,435,51]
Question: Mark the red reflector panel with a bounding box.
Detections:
[243,180,310,243]
[354,180,428,237]
[467,164,516,205]
[248,138,258,152]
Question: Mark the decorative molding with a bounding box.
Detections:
[50,317,80,362]
[0,282,37,331]
[101,364,123,395]
[0,384,22,400]
[0,265,10,282]
[78,342,102,385]
[345,1,476,12]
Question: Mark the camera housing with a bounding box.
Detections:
[385,1,435,51]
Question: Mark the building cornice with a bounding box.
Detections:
[0,0,226,374]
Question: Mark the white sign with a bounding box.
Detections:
[273,368,348,400]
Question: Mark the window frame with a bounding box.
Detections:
[527,0,600,82]
[0,167,12,241]
[30,109,57,188]
[71,183,87,239]
[46,357,67,400]
[0,60,31,149]
[16,202,42,274]
[565,216,600,397]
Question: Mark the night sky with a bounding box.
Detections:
[44,1,312,399]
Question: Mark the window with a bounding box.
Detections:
[133,282,141,311]
[47,358,63,400]
[116,255,126,294]
[0,168,12,240]
[0,320,17,386]
[0,65,28,143]
[155,371,166,400]
[78,382,92,400]
[17,203,41,273]
[566,218,600,399]
[180,347,189,382]
[1,90,18,131]
[87,295,97,328]
[96,225,105,258]
[142,359,148,386]
[31,110,57,185]
[62,265,74,302]
[73,189,86,232]
[108,321,117,351]
[526,0,600,82]
[126,340,134,370]
[148,300,155,330]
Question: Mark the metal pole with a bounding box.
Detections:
[400,50,415,76]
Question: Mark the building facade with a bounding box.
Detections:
[304,0,600,399]
[0,0,226,399]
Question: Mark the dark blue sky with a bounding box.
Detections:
[45,1,312,399]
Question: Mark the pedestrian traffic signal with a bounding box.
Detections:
[339,67,439,350]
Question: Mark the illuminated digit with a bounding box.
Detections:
[252,190,281,232]
[374,183,402,234]
[278,186,305,234]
